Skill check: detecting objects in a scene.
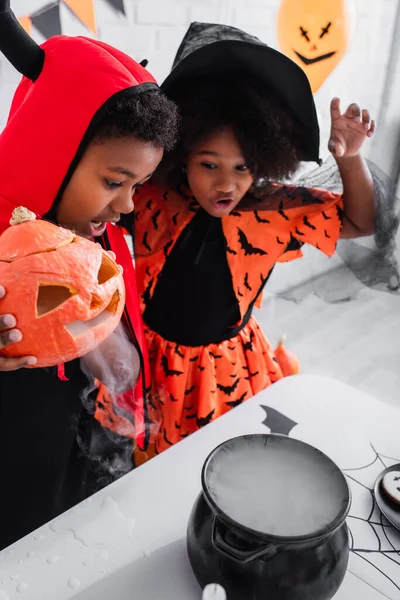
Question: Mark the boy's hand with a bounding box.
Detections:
[328,97,375,159]
[0,286,37,371]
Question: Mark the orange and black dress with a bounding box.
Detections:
[134,180,343,455]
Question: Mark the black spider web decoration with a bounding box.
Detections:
[343,444,400,596]
[260,407,400,597]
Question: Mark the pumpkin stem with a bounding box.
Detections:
[10,206,37,226]
[278,333,287,345]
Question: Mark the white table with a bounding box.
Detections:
[0,375,399,600]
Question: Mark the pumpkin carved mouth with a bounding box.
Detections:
[65,290,121,338]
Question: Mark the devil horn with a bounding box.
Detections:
[139,59,148,68]
[0,0,44,81]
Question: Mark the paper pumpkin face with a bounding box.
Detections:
[0,208,125,367]
[277,0,352,93]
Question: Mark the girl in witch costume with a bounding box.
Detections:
[0,1,178,550]
[133,26,377,458]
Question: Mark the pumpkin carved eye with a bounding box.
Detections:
[37,283,78,317]
[97,253,119,284]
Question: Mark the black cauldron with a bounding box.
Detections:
[187,434,351,600]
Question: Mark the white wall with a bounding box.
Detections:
[0,0,399,162]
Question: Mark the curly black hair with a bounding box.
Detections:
[159,75,302,188]
[93,88,179,152]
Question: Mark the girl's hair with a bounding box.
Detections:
[159,75,302,189]
[93,89,180,152]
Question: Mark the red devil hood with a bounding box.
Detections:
[0,33,155,451]
[0,35,157,229]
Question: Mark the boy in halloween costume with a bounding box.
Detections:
[133,23,377,458]
[0,1,179,550]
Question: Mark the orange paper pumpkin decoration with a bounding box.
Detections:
[277,0,353,93]
[0,207,125,368]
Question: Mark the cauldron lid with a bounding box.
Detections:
[202,434,350,541]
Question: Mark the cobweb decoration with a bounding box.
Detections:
[261,407,400,598]
[344,445,400,597]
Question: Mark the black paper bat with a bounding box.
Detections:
[276,236,285,245]
[146,199,153,210]
[226,244,237,255]
[175,421,181,429]
[295,227,305,237]
[209,351,222,359]
[161,354,184,377]
[169,393,179,403]
[197,409,215,428]
[190,355,199,362]
[238,228,267,256]
[261,406,297,435]
[216,378,240,396]
[163,191,168,201]
[324,229,331,239]
[184,385,196,396]
[244,273,252,291]
[197,365,205,372]
[172,213,179,226]
[322,211,331,220]
[226,391,248,408]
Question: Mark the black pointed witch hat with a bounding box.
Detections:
[162,22,320,163]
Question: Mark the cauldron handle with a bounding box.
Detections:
[211,516,278,564]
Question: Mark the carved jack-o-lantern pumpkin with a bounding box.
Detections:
[0,207,125,367]
[277,0,354,93]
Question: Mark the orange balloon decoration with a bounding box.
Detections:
[277,0,353,93]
